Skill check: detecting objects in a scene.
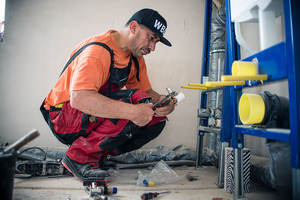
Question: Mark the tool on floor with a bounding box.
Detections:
[0,129,40,200]
[140,191,171,200]
[84,180,117,198]
[0,129,40,155]
[16,159,69,177]
[186,174,198,182]
[152,87,185,109]
[14,145,74,178]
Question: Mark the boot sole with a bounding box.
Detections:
[62,156,111,183]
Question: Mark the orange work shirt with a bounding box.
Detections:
[44,30,152,110]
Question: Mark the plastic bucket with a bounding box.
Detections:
[0,151,16,200]
[232,61,257,76]
[239,93,265,124]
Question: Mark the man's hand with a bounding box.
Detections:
[130,103,155,126]
[70,90,154,126]
[146,89,175,117]
[154,100,175,117]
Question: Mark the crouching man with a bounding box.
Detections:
[40,8,175,182]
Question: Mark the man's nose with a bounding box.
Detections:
[148,41,156,52]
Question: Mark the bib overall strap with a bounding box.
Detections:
[59,42,114,77]
[132,56,140,82]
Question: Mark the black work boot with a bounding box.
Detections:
[62,155,110,182]
[99,156,117,171]
[99,161,117,171]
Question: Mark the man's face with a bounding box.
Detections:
[130,24,160,58]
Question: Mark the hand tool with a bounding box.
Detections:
[0,129,40,155]
[152,87,185,109]
[140,191,170,200]
[0,129,40,200]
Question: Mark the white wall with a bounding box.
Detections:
[0,0,288,158]
[0,0,204,149]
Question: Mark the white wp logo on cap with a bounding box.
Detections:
[154,19,166,34]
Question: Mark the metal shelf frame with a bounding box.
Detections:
[195,0,213,170]
[195,0,234,188]
[225,0,300,199]
[196,0,299,199]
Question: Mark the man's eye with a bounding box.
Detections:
[148,34,158,43]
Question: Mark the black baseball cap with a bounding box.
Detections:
[128,8,172,47]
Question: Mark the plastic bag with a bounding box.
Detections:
[137,160,183,186]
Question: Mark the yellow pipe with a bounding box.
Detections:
[205,81,245,87]
[239,93,265,124]
[182,85,209,90]
[188,83,206,86]
[188,83,217,88]
[221,75,268,81]
[232,61,257,76]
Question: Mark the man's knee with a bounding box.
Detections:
[142,120,166,139]
[116,120,167,154]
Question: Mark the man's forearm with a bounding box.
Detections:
[70,90,136,120]
[70,89,155,127]
[146,88,162,103]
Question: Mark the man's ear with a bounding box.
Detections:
[129,21,139,34]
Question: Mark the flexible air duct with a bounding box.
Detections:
[205,3,226,167]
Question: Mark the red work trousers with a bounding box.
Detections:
[66,118,166,164]
[41,89,167,164]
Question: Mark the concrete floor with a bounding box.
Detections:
[13,165,282,200]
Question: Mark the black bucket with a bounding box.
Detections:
[0,151,16,200]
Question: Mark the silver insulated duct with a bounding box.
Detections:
[205,4,226,167]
